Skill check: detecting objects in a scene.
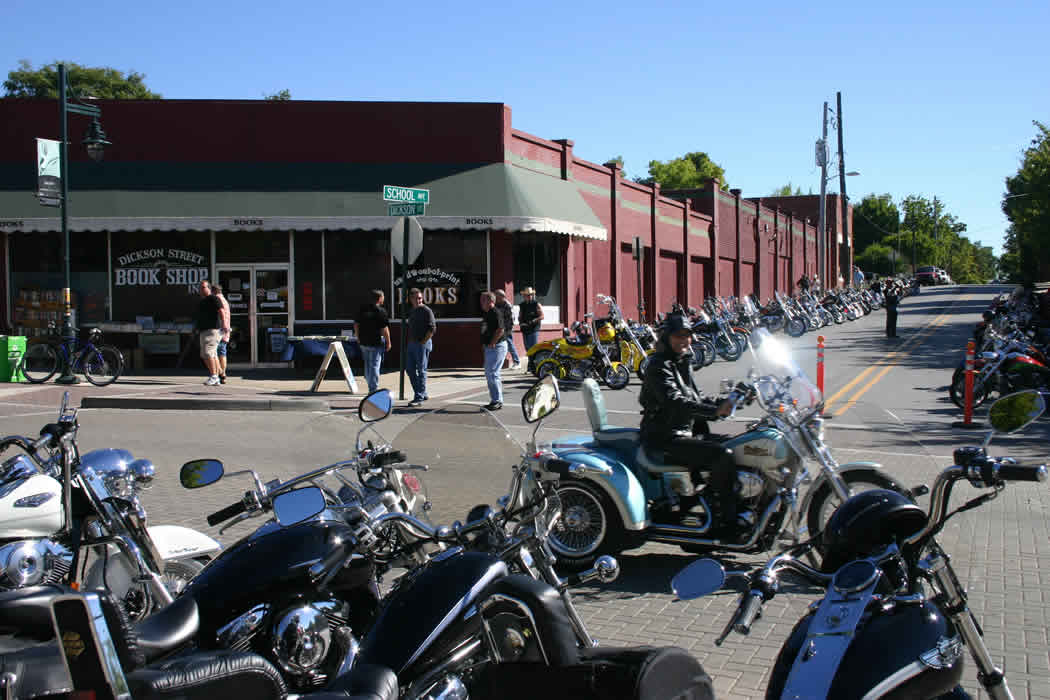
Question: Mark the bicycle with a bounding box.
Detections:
[18,323,124,386]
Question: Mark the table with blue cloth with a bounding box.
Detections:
[281,336,362,363]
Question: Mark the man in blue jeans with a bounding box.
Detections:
[405,287,436,407]
[354,289,391,394]
[480,291,506,410]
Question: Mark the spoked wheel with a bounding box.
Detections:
[785,318,807,337]
[19,343,60,383]
[805,470,903,567]
[160,558,206,597]
[528,350,552,376]
[716,337,743,362]
[949,367,991,409]
[549,482,623,570]
[602,364,630,390]
[84,345,124,386]
[636,353,653,381]
[536,359,565,381]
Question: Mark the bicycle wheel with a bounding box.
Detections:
[83,345,124,386]
[20,343,59,383]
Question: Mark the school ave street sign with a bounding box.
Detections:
[382,185,430,204]
[388,202,426,217]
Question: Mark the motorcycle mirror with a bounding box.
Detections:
[359,389,393,422]
[272,486,326,526]
[671,558,726,600]
[180,459,224,489]
[522,375,561,424]
[987,390,1045,435]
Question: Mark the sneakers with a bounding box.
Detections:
[483,401,503,411]
[204,375,220,386]
[219,374,227,384]
[407,398,423,407]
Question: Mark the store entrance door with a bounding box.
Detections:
[216,264,292,367]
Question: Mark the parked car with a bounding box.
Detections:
[935,268,952,285]
[915,265,938,285]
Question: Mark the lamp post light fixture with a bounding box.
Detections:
[55,63,111,384]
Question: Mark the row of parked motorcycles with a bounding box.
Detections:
[3,321,1045,698]
[525,283,898,392]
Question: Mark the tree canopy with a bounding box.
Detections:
[264,89,291,101]
[852,193,899,253]
[1000,121,1050,283]
[770,183,804,196]
[3,60,161,99]
[636,151,727,190]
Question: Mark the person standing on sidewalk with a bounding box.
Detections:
[195,280,223,386]
[518,286,544,352]
[354,290,391,394]
[405,287,436,407]
[494,290,520,370]
[480,291,506,410]
[212,283,231,384]
[885,284,900,338]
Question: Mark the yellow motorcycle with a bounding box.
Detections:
[596,294,656,380]
[535,314,630,390]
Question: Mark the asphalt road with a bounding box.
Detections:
[2,285,1047,699]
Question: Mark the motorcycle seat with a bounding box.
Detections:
[308,663,399,700]
[134,594,200,663]
[635,445,690,474]
[126,648,287,700]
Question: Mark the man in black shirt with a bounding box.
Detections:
[518,286,544,351]
[494,289,520,370]
[195,280,224,386]
[354,290,391,393]
[405,287,436,407]
[884,285,900,338]
[480,291,506,410]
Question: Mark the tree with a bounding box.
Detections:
[3,60,161,99]
[1002,121,1050,283]
[856,242,904,276]
[852,193,900,253]
[770,183,803,196]
[636,151,727,190]
[264,89,291,101]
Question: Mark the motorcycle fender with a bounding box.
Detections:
[557,452,648,531]
[146,524,222,561]
[797,462,906,529]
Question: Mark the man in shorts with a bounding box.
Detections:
[212,283,231,384]
[196,280,223,386]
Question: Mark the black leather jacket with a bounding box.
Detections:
[639,342,721,445]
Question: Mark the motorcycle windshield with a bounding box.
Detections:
[390,404,527,524]
[748,328,823,424]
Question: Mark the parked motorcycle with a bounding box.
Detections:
[0,392,219,612]
[540,328,906,569]
[596,294,654,380]
[674,389,1048,699]
[535,312,630,389]
[949,324,1049,410]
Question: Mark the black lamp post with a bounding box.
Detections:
[56,63,111,384]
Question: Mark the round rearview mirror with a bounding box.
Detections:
[671,558,726,601]
[522,375,561,423]
[988,390,1045,435]
[272,486,326,527]
[180,459,224,489]
[360,389,393,422]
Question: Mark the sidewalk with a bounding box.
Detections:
[0,364,527,412]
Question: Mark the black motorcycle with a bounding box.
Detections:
[673,389,1048,699]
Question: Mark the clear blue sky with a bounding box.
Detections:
[6,0,1048,255]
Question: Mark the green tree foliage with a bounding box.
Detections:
[3,60,161,99]
[1001,121,1050,283]
[770,183,804,196]
[637,151,727,190]
[264,89,291,101]
[856,242,903,276]
[853,193,900,253]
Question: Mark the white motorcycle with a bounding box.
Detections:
[0,393,219,618]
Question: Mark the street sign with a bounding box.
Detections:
[382,185,429,204]
[391,217,423,265]
[388,202,425,217]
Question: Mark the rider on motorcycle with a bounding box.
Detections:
[639,313,738,538]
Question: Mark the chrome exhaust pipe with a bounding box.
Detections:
[649,496,782,550]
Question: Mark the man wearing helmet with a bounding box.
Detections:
[639,313,739,538]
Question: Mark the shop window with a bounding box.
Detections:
[216,230,289,263]
[325,231,389,320]
[393,230,487,319]
[110,231,210,323]
[294,231,323,320]
[513,232,561,325]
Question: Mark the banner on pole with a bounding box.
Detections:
[36,138,61,207]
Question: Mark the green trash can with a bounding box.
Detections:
[0,336,27,382]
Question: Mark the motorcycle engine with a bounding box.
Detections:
[0,539,72,589]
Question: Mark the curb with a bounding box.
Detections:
[80,397,329,411]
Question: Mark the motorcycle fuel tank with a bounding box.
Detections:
[182,517,365,641]
[724,428,788,471]
[0,472,64,537]
[767,600,963,699]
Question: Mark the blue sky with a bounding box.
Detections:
[5,0,1048,255]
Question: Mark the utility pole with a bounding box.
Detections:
[817,102,829,289]
[836,92,850,288]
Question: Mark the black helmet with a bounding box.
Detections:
[820,489,927,572]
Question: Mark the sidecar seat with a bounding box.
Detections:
[581,379,640,455]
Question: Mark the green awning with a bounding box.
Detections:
[0,163,606,240]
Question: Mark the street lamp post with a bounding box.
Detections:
[55,63,111,384]
[816,102,859,289]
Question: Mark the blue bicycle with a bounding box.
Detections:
[19,325,124,386]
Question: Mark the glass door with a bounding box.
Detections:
[216,264,291,367]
